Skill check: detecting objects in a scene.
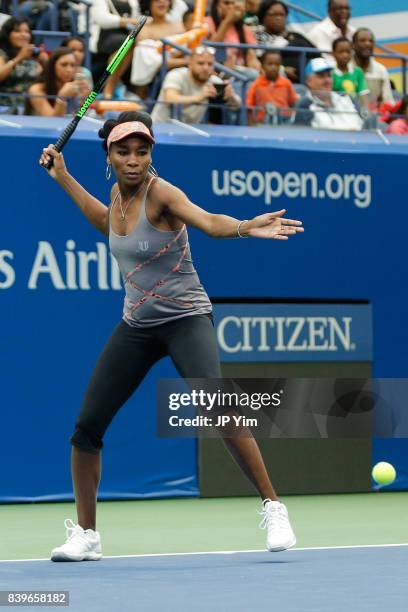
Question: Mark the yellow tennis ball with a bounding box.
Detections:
[372,462,396,486]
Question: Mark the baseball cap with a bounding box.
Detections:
[107,121,155,150]
[305,57,334,77]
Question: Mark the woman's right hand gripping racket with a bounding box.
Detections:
[39,146,68,180]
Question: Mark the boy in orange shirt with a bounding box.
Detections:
[246,50,298,124]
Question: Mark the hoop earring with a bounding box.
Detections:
[106,162,112,181]
[149,164,158,177]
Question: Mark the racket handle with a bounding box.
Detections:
[43,117,80,169]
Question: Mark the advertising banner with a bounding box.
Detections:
[1,119,407,498]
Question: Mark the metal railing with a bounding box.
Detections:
[202,39,320,85]
[0,90,86,113]
[200,40,408,95]
[1,90,406,144]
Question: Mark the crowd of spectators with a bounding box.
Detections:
[255,0,318,83]
[0,0,405,133]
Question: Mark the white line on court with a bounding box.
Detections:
[376,128,390,145]
[169,119,210,137]
[81,116,104,125]
[0,119,22,128]
[1,542,408,563]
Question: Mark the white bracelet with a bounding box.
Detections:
[237,219,249,238]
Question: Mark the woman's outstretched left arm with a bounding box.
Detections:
[161,181,304,240]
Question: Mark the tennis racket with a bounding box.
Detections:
[43,15,147,170]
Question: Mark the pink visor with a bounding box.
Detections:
[107,121,155,149]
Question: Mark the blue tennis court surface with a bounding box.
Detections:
[1,545,406,611]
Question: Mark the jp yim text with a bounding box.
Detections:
[168,414,258,427]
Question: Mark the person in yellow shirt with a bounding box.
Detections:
[332,37,369,110]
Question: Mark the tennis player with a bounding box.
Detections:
[39,111,304,562]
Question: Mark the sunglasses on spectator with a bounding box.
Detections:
[194,46,216,55]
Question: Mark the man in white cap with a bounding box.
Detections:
[294,57,363,130]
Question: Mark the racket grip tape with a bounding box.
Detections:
[43,117,80,170]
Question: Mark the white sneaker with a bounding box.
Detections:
[51,519,102,562]
[258,499,297,552]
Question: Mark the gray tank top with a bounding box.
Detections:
[109,177,212,327]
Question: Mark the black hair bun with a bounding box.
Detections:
[98,119,118,142]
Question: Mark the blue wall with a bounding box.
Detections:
[288,0,407,20]
[0,118,407,500]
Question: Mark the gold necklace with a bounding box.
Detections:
[119,179,146,220]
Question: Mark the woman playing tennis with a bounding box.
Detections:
[39,111,303,562]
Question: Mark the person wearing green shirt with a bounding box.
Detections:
[332,36,369,110]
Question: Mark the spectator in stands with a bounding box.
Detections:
[243,0,261,29]
[147,0,188,23]
[182,7,194,31]
[91,0,139,57]
[92,0,187,100]
[294,57,363,130]
[351,28,394,109]
[89,0,140,98]
[61,36,93,89]
[387,95,408,135]
[255,0,318,83]
[129,0,185,98]
[26,47,90,116]
[16,0,53,33]
[138,0,183,38]
[0,17,45,112]
[332,37,369,109]
[151,46,240,124]
[246,50,297,124]
[308,0,355,54]
[205,0,260,74]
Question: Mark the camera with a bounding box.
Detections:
[213,82,226,97]
[210,75,228,101]
[208,74,231,124]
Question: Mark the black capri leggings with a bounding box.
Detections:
[70,313,221,453]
